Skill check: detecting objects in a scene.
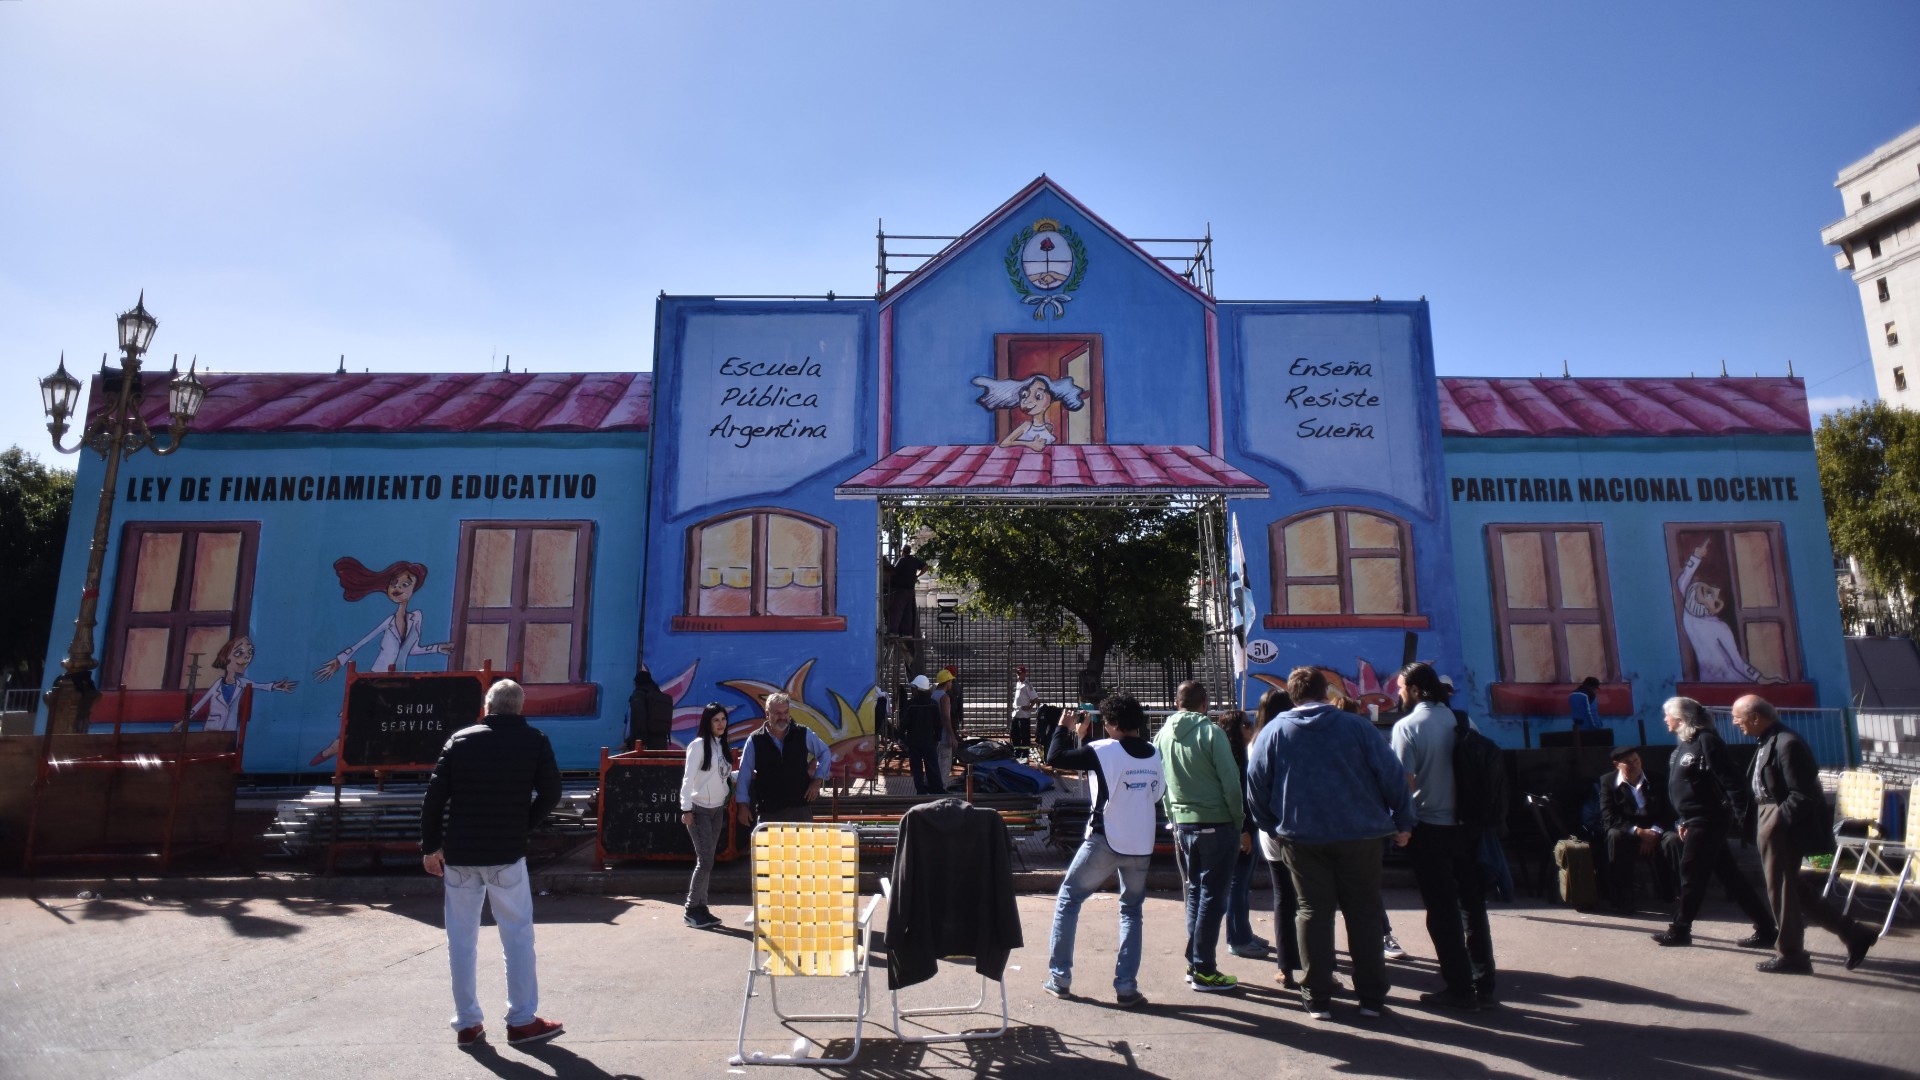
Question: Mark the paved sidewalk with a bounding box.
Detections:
[2,879,1917,1079]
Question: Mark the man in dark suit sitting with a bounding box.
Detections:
[1599,746,1681,914]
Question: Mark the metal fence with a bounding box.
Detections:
[1708,706,1856,768]
[913,605,1234,740]
[2,689,37,716]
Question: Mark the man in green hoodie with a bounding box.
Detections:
[1154,680,1245,992]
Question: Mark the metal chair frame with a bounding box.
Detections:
[878,879,1010,1044]
[731,822,880,1067]
[1825,770,1889,899]
[1837,779,1920,939]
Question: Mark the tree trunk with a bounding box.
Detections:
[1079,628,1114,703]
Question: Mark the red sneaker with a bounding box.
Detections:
[506,1017,564,1046]
[455,1024,485,1049]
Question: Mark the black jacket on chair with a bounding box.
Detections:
[1750,722,1835,856]
[1599,770,1677,834]
[421,713,563,866]
[885,798,1024,990]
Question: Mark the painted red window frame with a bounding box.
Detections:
[1265,506,1427,630]
[672,507,845,632]
[1486,522,1621,685]
[450,520,597,716]
[1663,520,1804,685]
[992,333,1107,445]
[102,520,260,691]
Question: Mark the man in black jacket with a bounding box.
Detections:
[1598,747,1681,913]
[421,679,565,1048]
[1732,694,1873,974]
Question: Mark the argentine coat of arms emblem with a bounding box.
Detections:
[1004,218,1087,320]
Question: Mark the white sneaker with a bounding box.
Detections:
[1383,933,1405,960]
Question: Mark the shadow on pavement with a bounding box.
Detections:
[462,1039,643,1079]
[380,892,642,928]
[1155,967,1904,1080]
[813,1026,1166,1078]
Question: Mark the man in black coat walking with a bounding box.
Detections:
[1731,694,1874,974]
[422,679,565,1048]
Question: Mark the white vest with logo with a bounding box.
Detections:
[1089,738,1166,857]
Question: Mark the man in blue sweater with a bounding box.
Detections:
[1247,667,1415,1022]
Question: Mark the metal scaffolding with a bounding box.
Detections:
[876,224,1215,298]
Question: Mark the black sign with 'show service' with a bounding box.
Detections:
[341,672,487,768]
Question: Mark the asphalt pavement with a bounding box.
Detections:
[2,874,1917,1079]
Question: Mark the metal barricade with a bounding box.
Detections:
[1710,705,1856,767]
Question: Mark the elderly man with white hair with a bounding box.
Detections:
[421,678,564,1049]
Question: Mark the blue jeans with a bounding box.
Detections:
[1048,834,1150,995]
[444,858,539,1029]
[1228,834,1260,949]
[1174,824,1238,972]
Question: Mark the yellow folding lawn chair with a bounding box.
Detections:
[731,822,880,1067]
[1837,780,1920,939]
[1824,770,1888,899]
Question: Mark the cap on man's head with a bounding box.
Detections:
[1609,745,1639,762]
[909,675,932,691]
[1016,665,1027,677]
[934,668,955,684]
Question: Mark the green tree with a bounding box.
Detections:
[0,447,75,688]
[1815,401,1920,604]
[898,503,1205,699]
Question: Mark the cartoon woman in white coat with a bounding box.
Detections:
[308,557,452,766]
[181,634,296,733]
[312,557,453,682]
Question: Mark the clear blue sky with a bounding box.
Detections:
[4,2,1917,462]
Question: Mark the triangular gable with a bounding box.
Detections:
[879,175,1214,310]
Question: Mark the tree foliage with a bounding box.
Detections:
[0,447,75,685]
[1816,401,1920,599]
[898,503,1205,698]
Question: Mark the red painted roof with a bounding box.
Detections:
[837,444,1268,497]
[1435,377,1809,438]
[90,371,651,435]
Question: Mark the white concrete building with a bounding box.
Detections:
[1822,122,1920,407]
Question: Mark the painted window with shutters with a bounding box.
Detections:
[1487,523,1619,683]
[1663,521,1800,683]
[450,520,593,684]
[104,522,260,690]
[671,507,845,631]
[1265,507,1427,629]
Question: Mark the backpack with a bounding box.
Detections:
[1451,709,1509,837]
[902,691,941,743]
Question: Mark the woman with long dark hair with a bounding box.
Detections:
[1253,687,1306,986]
[680,703,734,930]
[1654,696,1776,949]
[1216,708,1269,959]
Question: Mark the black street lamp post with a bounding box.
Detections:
[38,294,207,735]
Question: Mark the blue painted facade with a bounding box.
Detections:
[42,431,648,772]
[1444,433,1847,748]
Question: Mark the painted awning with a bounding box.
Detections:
[1436,377,1809,438]
[836,444,1269,498]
